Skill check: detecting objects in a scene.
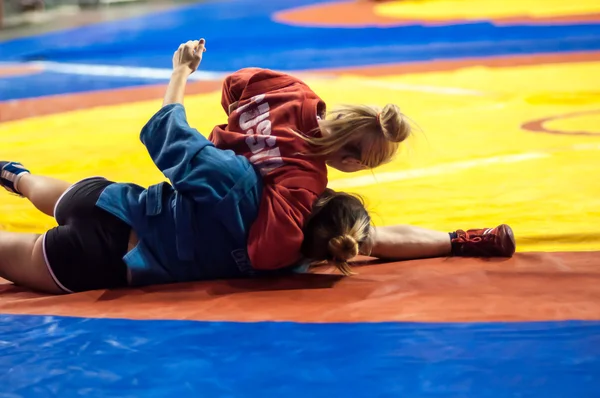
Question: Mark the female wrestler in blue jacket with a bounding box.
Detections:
[0,40,268,293]
[0,38,378,294]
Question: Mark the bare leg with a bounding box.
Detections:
[367,225,451,260]
[0,231,63,294]
[17,174,71,218]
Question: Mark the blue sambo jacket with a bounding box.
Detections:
[95,104,263,286]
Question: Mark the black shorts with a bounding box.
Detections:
[43,177,130,293]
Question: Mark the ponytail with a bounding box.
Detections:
[301,189,372,276]
[296,104,411,169]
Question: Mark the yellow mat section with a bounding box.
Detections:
[376,0,600,20]
[0,61,599,252]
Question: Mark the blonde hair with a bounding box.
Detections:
[301,189,372,276]
[300,103,411,168]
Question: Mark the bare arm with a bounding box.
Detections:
[162,39,206,107]
[364,225,451,260]
[163,68,191,107]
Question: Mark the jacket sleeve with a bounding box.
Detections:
[220,68,263,115]
[140,104,249,200]
[247,184,317,270]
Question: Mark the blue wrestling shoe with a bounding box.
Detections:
[0,161,30,196]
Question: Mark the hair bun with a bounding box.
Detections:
[328,235,359,261]
[380,103,411,143]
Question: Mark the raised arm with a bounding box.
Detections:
[163,39,206,107]
[141,39,219,194]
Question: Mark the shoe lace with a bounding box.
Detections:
[456,231,495,244]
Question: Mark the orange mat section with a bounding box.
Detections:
[1,252,598,323]
[0,80,222,123]
[274,1,600,27]
[0,65,43,78]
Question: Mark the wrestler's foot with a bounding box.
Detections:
[451,224,515,257]
[0,161,29,196]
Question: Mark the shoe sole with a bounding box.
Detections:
[498,224,516,257]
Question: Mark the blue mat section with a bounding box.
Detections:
[1,0,600,102]
[1,314,599,397]
[1,0,599,70]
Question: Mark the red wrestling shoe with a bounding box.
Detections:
[451,224,515,257]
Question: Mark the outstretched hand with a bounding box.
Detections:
[172,39,206,75]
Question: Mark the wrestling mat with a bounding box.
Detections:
[0,0,599,396]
